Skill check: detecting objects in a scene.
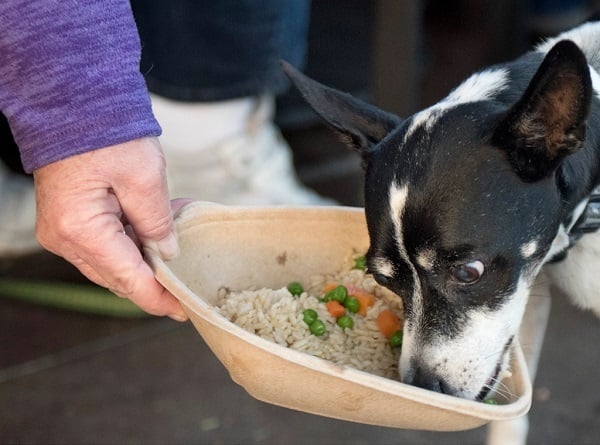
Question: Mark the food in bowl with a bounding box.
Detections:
[216,255,404,380]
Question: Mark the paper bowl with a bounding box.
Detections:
[145,202,532,431]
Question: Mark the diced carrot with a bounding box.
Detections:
[325,300,346,318]
[377,309,402,338]
[322,283,339,293]
[352,292,375,316]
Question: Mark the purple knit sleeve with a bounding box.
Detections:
[0,0,161,173]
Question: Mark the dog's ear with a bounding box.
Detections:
[281,61,402,159]
[493,40,592,182]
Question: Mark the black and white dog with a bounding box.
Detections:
[284,22,600,401]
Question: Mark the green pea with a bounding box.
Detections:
[354,255,366,270]
[309,319,326,336]
[302,309,318,326]
[287,281,304,297]
[389,330,403,348]
[336,315,354,329]
[344,296,360,313]
[325,285,348,304]
[483,398,498,405]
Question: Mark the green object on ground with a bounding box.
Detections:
[0,278,148,318]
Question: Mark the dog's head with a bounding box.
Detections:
[284,40,594,400]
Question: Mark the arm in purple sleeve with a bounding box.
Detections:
[0,0,161,173]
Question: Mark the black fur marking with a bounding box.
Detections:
[281,60,402,158]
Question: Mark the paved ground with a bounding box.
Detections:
[2,2,600,444]
[1,271,599,444]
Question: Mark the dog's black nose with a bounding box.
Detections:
[409,368,449,394]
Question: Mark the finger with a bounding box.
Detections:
[72,218,187,320]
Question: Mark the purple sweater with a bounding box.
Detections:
[0,0,161,173]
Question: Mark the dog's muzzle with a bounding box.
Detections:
[403,336,514,400]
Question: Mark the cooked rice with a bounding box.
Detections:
[216,258,403,380]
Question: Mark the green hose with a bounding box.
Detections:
[0,278,148,318]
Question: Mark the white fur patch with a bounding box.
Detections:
[588,65,600,99]
[416,248,436,271]
[568,199,589,231]
[520,240,539,259]
[445,69,511,103]
[543,199,588,263]
[404,68,510,142]
[389,182,409,236]
[535,22,600,55]
[388,182,415,283]
[545,230,600,317]
[389,182,424,367]
[370,256,394,277]
[544,225,571,263]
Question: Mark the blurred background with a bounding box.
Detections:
[2,0,600,443]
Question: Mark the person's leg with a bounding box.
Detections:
[131,0,333,204]
[132,0,309,101]
[0,164,38,255]
[0,113,39,256]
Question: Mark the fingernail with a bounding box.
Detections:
[168,312,188,322]
[156,232,179,260]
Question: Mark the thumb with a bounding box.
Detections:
[114,139,179,260]
[138,199,193,258]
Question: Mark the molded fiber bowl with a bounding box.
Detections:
[145,202,532,431]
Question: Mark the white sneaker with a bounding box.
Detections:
[0,164,40,256]
[153,94,336,205]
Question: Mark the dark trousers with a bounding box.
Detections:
[130,0,311,102]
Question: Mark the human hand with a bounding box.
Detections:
[33,137,189,321]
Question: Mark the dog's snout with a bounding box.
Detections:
[406,367,450,394]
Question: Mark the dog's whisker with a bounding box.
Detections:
[481,345,514,362]
[487,378,516,400]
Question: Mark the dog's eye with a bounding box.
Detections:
[449,260,484,284]
[373,273,391,286]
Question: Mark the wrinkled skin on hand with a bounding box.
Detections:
[33,137,189,321]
